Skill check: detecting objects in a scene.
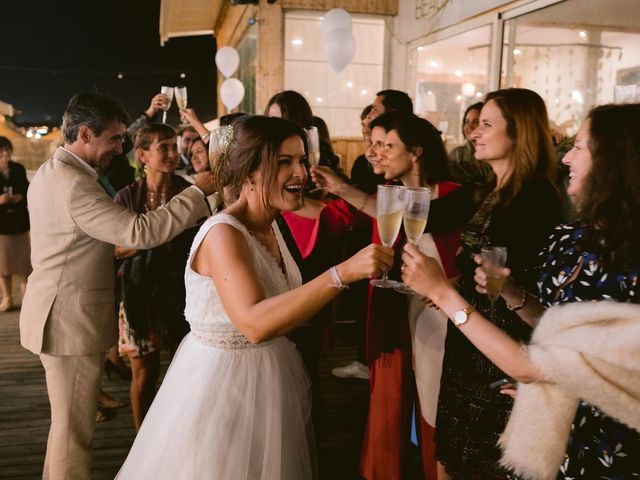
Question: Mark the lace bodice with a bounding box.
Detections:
[184,213,302,347]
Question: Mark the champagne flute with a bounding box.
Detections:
[481,246,507,321]
[371,184,405,288]
[304,126,324,193]
[394,187,431,294]
[175,86,188,127]
[175,84,187,108]
[160,86,174,124]
[3,186,13,213]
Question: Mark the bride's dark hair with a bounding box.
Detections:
[213,115,306,205]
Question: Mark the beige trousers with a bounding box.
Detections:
[40,352,103,480]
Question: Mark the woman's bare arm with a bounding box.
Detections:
[193,223,393,344]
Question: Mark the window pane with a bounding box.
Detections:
[237,24,257,115]
[411,25,492,147]
[502,0,640,135]
[284,12,384,138]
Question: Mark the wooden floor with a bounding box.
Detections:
[0,304,372,479]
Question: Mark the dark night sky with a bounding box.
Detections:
[0,0,218,126]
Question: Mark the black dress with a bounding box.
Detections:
[434,177,563,479]
[538,222,640,479]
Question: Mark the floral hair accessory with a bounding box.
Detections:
[208,124,234,157]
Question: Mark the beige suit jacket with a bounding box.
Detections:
[20,147,210,355]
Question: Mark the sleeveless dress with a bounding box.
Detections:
[116,213,317,479]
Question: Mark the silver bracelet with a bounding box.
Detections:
[329,266,348,290]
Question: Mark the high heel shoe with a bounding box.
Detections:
[104,358,132,380]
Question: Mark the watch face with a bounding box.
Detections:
[454,309,468,326]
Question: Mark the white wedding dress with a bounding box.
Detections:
[116,213,316,479]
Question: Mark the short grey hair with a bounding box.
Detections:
[62,92,130,144]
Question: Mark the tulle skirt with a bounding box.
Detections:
[116,333,317,479]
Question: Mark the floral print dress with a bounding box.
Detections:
[538,221,640,479]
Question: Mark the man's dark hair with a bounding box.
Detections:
[360,105,373,121]
[62,92,129,144]
[0,136,13,151]
[369,111,412,131]
[376,89,413,115]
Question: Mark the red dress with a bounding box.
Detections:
[288,183,461,479]
[361,181,460,480]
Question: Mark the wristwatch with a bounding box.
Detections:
[453,305,475,327]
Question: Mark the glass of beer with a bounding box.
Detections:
[481,246,507,320]
[371,184,405,288]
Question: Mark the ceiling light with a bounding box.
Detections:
[462,82,476,97]
[454,69,463,77]
[417,46,424,51]
[578,31,587,39]
[429,60,439,68]
[360,89,368,96]
[291,38,304,46]
[571,90,584,104]
[180,72,186,79]
[346,81,354,88]
[513,48,522,56]
[316,97,323,103]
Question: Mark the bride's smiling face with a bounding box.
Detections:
[253,135,307,212]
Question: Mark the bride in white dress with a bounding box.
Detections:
[116,115,393,479]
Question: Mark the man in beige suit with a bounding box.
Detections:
[19,92,215,480]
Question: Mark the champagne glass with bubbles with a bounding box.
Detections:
[175,86,188,109]
[304,126,324,193]
[371,185,405,288]
[175,86,188,126]
[394,187,431,294]
[160,86,174,124]
[481,246,507,321]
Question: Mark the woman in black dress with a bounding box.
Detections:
[0,136,31,312]
[427,89,562,479]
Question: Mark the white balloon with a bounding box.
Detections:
[215,46,240,78]
[220,78,245,112]
[323,28,356,74]
[321,8,352,38]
